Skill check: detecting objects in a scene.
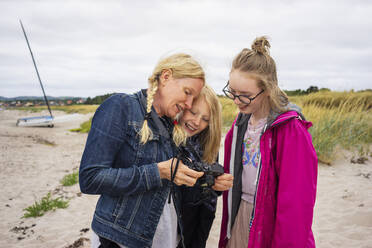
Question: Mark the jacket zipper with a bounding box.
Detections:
[249,123,267,228]
[248,115,298,229]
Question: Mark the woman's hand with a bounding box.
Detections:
[212,173,234,191]
[157,159,204,186]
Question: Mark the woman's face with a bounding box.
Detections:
[156,70,204,118]
[228,70,267,115]
[180,97,210,137]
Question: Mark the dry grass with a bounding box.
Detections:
[15,105,98,114]
[290,91,372,112]
[70,118,92,133]
[221,91,372,165]
[219,96,238,128]
[13,95,371,165]
[299,93,372,164]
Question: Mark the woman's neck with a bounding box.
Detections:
[152,92,163,117]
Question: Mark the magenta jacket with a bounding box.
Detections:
[219,110,318,248]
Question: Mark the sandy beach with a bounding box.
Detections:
[1,109,371,248]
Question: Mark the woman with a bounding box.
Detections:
[218,37,318,247]
[177,85,233,248]
[79,53,206,248]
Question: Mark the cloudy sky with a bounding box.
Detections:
[1,0,371,97]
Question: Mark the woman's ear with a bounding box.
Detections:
[159,69,172,86]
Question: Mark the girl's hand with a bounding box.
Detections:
[212,173,234,191]
[158,159,204,186]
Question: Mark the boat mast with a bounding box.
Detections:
[19,20,53,118]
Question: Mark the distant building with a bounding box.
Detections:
[24,102,34,107]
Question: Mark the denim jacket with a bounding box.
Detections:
[79,90,179,248]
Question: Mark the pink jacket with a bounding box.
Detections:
[219,111,318,248]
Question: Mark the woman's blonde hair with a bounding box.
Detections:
[196,85,222,163]
[232,36,288,113]
[140,53,205,146]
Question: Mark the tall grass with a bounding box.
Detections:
[15,105,99,114]
[292,91,372,112]
[221,91,372,165]
[219,96,238,128]
[18,94,369,165]
[70,118,92,133]
[303,104,371,164]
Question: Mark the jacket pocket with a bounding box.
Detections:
[114,193,144,230]
[113,196,128,218]
[126,121,160,165]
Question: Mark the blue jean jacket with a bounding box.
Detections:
[79,90,179,248]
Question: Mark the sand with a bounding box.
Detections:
[0,109,371,248]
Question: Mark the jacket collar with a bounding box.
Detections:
[135,89,173,139]
[234,102,305,129]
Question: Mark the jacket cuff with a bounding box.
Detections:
[144,163,163,190]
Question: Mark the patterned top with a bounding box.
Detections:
[241,117,267,203]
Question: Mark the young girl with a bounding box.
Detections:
[178,85,233,248]
[219,37,318,248]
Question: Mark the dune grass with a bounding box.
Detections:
[17,94,369,165]
[219,96,239,128]
[290,91,372,112]
[302,103,371,164]
[296,91,372,164]
[70,118,92,133]
[15,104,98,114]
[221,91,372,165]
[60,171,79,186]
[23,192,69,218]
[23,170,80,218]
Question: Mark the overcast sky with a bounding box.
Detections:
[1,0,371,97]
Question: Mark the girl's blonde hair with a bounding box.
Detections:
[232,36,289,113]
[140,53,205,146]
[196,85,222,163]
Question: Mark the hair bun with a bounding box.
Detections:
[251,36,271,55]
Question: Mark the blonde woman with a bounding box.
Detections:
[219,37,318,248]
[79,53,206,248]
[177,85,233,248]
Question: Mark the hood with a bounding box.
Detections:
[235,102,306,129]
[267,102,306,127]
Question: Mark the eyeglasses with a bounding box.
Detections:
[222,81,264,105]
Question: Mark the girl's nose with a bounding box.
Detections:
[194,116,201,127]
[233,96,242,105]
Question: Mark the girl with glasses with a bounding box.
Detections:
[218,37,318,248]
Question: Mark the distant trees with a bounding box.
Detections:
[85,93,116,104]
[285,85,330,96]
[306,86,319,94]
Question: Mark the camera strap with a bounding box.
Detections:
[167,156,186,248]
[168,157,181,203]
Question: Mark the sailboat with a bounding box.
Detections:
[16,20,54,127]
